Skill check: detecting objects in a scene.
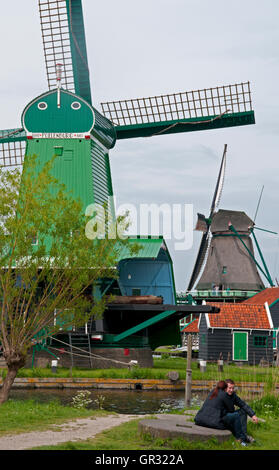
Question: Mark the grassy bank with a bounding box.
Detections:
[33,418,278,450]
[1,357,278,386]
[0,392,278,450]
[0,399,110,436]
[32,394,279,450]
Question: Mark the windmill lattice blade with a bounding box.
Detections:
[101,82,253,127]
[0,129,26,167]
[39,0,75,93]
[209,144,227,217]
[187,231,210,292]
[0,142,25,167]
[38,0,92,104]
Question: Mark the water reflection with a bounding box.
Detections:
[9,389,206,415]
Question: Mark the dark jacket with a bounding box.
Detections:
[194,389,256,430]
[222,392,255,418]
[194,389,228,430]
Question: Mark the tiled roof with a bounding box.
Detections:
[206,302,272,329]
[181,318,199,333]
[243,287,279,306]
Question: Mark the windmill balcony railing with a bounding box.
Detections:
[101,82,253,127]
[177,290,259,302]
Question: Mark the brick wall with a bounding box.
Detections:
[26,347,154,369]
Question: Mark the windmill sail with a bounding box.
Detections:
[38,0,92,104]
[209,144,227,216]
[0,128,26,143]
[187,230,211,292]
[0,128,27,167]
[101,83,255,139]
[187,145,227,291]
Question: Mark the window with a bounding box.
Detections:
[38,102,47,110]
[132,288,141,296]
[71,101,81,110]
[272,330,277,349]
[253,336,267,347]
[222,266,227,274]
[54,146,63,156]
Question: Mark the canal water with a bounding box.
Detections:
[9,389,206,414]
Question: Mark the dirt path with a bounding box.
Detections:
[0,414,140,450]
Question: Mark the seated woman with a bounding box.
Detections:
[194,380,228,430]
[194,379,257,446]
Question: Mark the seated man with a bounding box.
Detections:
[222,378,259,445]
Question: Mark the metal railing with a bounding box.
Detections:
[177,290,258,304]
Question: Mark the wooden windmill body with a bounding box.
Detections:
[196,209,265,292]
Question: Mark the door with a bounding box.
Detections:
[233,332,248,361]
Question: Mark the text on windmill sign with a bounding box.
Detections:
[27,133,90,139]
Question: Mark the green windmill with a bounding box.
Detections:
[0,1,256,367]
[0,0,255,209]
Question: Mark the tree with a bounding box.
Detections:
[0,155,130,404]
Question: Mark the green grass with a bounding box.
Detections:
[3,357,278,385]
[0,394,278,450]
[249,393,279,417]
[153,357,279,383]
[0,399,111,436]
[32,412,279,451]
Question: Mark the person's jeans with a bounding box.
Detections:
[222,409,247,441]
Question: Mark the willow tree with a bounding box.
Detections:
[0,155,130,404]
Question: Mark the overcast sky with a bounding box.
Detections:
[1,0,279,291]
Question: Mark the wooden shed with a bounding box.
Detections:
[198,302,274,365]
[243,287,279,350]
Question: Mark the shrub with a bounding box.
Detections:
[94,394,106,410]
[249,394,279,417]
[71,390,92,409]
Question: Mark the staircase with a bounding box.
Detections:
[68,333,93,368]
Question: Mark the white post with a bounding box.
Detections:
[51,359,58,374]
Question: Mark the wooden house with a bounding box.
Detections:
[243,287,279,350]
[181,318,199,350]
[198,302,274,365]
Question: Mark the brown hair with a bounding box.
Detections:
[210,380,228,399]
[225,379,235,385]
